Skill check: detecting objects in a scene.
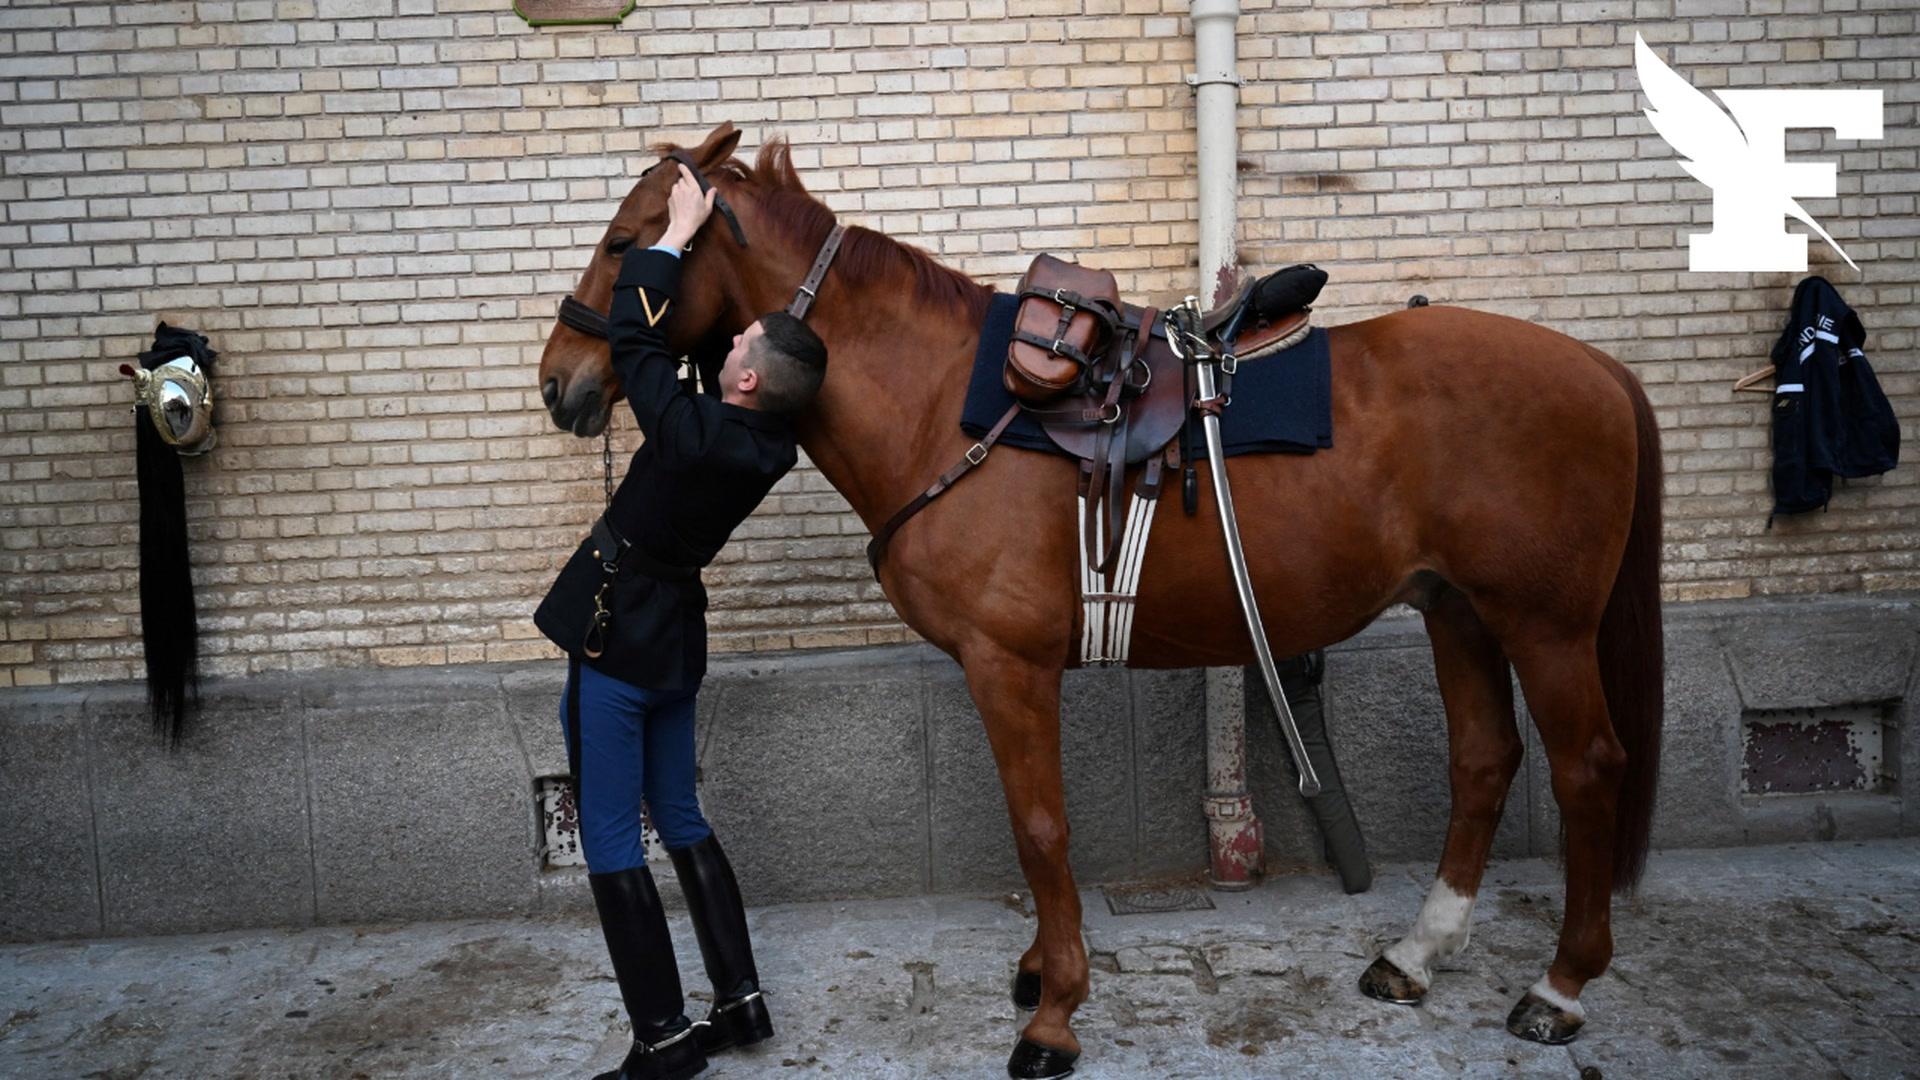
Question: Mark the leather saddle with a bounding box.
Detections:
[1202,263,1326,360]
[1009,259,1328,454]
[864,256,1331,580]
[1037,311,1183,465]
[1003,255,1326,574]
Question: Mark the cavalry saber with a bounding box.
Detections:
[1181,309,1322,798]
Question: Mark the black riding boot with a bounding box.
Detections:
[668,834,775,1054]
[588,866,708,1080]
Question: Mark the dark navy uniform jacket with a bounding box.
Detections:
[535,248,798,691]
[1769,276,1900,518]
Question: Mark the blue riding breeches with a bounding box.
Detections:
[560,659,712,874]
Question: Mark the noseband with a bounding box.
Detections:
[554,150,844,340]
[557,294,612,340]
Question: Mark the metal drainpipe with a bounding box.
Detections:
[1189,0,1262,891]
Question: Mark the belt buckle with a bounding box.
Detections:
[965,442,989,466]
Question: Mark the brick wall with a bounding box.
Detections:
[1,0,1914,686]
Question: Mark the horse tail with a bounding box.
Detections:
[1595,355,1665,893]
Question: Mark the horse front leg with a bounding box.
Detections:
[962,643,1086,1080]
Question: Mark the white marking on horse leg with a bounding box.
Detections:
[1527,975,1587,1019]
[1381,880,1476,989]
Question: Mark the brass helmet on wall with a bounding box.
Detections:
[121,354,215,456]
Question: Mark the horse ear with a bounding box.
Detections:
[694,122,742,169]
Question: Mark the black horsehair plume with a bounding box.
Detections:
[133,323,214,744]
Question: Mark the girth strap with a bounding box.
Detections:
[866,402,1022,576]
[1078,449,1168,667]
[1079,311,1149,575]
[1083,367,1131,575]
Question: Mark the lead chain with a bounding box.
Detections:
[601,427,614,508]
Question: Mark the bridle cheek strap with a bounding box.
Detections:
[665,149,748,249]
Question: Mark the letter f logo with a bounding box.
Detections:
[1635,33,1882,272]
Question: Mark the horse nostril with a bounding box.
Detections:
[542,377,559,408]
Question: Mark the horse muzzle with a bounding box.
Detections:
[546,376,610,438]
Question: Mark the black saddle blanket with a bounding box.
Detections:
[961,291,1332,457]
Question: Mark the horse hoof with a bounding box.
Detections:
[1006,1037,1078,1079]
[1010,970,1042,1011]
[1358,955,1426,1005]
[1506,990,1584,1045]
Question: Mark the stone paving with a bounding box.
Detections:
[3,840,1916,1079]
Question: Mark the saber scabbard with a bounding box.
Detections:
[1174,300,1322,798]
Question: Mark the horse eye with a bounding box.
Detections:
[605,236,634,257]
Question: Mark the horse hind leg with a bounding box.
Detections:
[1502,633,1626,1045]
[1361,588,1522,1006]
[961,644,1087,1080]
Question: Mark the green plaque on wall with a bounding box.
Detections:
[514,0,633,27]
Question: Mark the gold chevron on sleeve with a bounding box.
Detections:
[636,287,670,328]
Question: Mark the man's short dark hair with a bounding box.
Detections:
[747,311,828,415]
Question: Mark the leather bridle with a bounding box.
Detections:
[554,150,843,340]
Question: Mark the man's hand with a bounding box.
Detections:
[658,164,718,251]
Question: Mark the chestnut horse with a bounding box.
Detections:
[537,124,1663,1075]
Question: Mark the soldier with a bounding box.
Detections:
[535,165,828,1080]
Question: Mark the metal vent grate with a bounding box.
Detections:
[1102,882,1217,916]
[536,775,668,870]
[537,775,585,870]
[1742,704,1898,796]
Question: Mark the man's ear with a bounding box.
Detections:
[736,365,759,395]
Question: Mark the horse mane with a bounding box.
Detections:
[657,137,993,325]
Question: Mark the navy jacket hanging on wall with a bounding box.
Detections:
[1768,276,1899,519]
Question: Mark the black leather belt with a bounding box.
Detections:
[590,515,700,583]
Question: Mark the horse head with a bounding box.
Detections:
[537,122,752,437]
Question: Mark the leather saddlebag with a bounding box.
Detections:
[1006,254,1121,404]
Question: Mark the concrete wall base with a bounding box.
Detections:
[3,595,1914,942]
